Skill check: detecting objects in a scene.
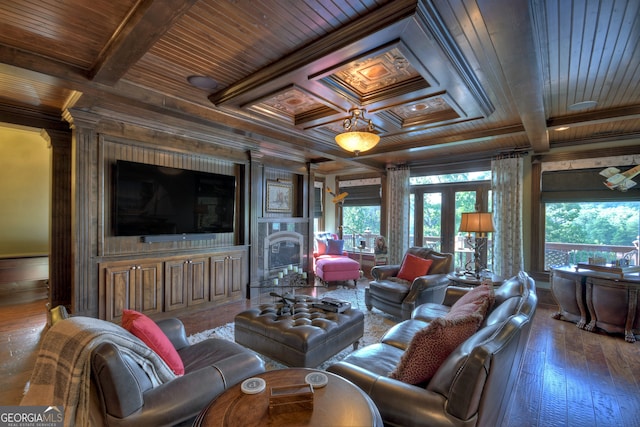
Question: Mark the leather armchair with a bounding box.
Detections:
[365,247,454,319]
[91,318,265,427]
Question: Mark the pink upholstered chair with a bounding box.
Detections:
[313,233,360,285]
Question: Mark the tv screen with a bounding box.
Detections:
[114,160,236,236]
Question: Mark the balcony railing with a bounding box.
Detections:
[342,233,638,271]
[544,242,638,270]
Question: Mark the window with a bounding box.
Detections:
[544,201,640,269]
[533,155,640,278]
[313,181,324,232]
[338,178,381,252]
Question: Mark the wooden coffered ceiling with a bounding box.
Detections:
[0,0,639,174]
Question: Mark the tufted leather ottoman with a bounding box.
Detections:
[234,297,364,368]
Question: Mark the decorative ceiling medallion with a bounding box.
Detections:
[246,86,338,125]
[260,88,325,117]
[329,48,421,97]
[388,96,460,127]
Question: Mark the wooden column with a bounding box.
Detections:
[248,151,263,299]
[63,109,100,316]
[46,128,73,310]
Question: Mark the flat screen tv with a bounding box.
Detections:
[113,160,236,236]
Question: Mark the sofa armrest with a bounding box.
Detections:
[371,264,401,280]
[328,362,458,427]
[399,274,450,318]
[156,318,190,351]
[117,366,228,427]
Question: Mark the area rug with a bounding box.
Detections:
[187,285,398,370]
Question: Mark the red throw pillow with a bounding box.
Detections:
[389,312,483,385]
[397,253,433,282]
[121,309,185,375]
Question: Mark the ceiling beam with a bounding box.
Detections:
[477,0,549,153]
[547,105,640,129]
[89,0,199,85]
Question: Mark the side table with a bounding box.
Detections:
[447,272,503,287]
[193,368,383,426]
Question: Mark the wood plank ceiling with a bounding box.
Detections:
[0,0,639,174]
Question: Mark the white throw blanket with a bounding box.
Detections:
[21,316,176,427]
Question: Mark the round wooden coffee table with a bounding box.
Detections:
[193,368,383,426]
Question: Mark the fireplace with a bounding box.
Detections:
[264,231,304,277]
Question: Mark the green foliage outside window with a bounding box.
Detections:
[546,202,640,246]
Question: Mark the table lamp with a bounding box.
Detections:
[459,212,495,278]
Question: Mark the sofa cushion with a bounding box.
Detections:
[397,253,433,282]
[411,303,451,321]
[389,312,483,385]
[327,239,345,255]
[122,309,185,375]
[368,279,411,304]
[381,319,430,350]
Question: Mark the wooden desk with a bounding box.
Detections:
[551,267,640,342]
[193,368,383,426]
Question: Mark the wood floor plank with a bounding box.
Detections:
[537,323,568,427]
[565,330,597,426]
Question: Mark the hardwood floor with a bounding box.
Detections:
[2,284,640,426]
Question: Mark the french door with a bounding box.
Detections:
[410,182,491,271]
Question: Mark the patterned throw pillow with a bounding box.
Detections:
[389,312,483,385]
[396,253,434,282]
[121,309,185,375]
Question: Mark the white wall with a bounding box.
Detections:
[0,125,50,257]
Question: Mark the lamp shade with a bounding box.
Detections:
[459,212,495,234]
[335,131,380,154]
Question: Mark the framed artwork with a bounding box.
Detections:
[266,181,292,213]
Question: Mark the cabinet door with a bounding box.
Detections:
[226,251,244,300]
[210,251,245,303]
[187,256,210,306]
[164,259,188,311]
[210,254,228,301]
[136,261,163,316]
[102,260,162,322]
[103,263,136,322]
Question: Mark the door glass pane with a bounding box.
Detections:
[455,192,477,271]
[424,192,441,251]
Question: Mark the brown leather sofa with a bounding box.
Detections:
[91,318,265,426]
[365,247,454,320]
[329,271,537,427]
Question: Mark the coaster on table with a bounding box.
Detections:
[305,372,328,388]
[241,377,266,394]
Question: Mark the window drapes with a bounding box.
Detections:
[491,154,524,279]
[386,165,410,264]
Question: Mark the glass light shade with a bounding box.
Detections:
[335,131,380,154]
[459,212,495,235]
